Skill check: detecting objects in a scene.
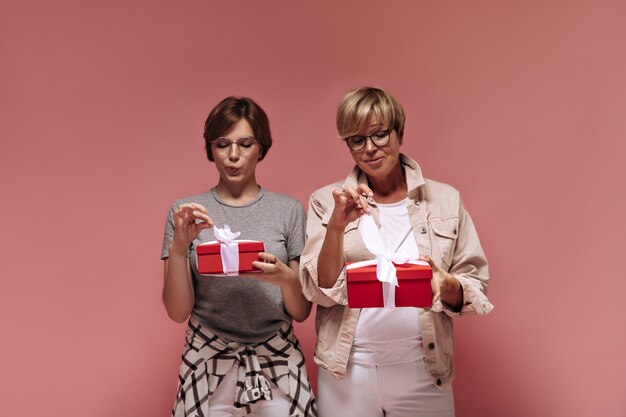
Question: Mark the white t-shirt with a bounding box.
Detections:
[352,198,425,365]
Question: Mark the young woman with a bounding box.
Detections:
[300,87,493,417]
[161,96,317,417]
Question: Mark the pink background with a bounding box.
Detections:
[2,1,625,416]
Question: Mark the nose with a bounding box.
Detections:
[364,137,377,153]
[228,143,240,161]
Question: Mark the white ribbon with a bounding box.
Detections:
[349,214,427,307]
[213,224,241,275]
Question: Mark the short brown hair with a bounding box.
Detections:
[203,96,272,161]
[336,87,405,142]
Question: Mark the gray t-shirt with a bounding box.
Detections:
[161,188,306,343]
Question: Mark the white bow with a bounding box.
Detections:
[358,214,411,287]
[213,225,241,275]
[352,214,426,307]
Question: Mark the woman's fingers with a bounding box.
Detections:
[253,252,282,272]
[330,185,374,226]
[355,184,373,213]
[342,186,361,205]
[250,261,277,273]
[192,211,214,227]
[195,222,211,232]
[175,203,214,227]
[355,184,373,198]
[179,202,208,213]
[241,255,298,290]
[420,255,441,273]
[333,186,366,207]
[331,188,344,201]
[257,252,278,263]
[357,195,371,214]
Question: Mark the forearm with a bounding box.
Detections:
[162,248,194,323]
[317,225,345,288]
[441,201,491,315]
[281,280,312,322]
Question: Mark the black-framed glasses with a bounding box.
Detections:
[210,137,258,155]
[344,129,393,151]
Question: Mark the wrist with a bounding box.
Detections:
[169,242,189,258]
[279,269,300,291]
[441,278,461,297]
[440,276,463,307]
[326,218,346,234]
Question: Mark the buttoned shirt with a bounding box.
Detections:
[299,154,494,388]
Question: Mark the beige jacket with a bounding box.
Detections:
[300,154,493,388]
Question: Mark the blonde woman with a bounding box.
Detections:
[300,87,493,417]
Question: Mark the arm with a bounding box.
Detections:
[318,185,372,287]
[429,199,493,317]
[282,259,312,322]
[243,256,312,322]
[299,185,372,306]
[239,200,312,321]
[163,249,195,323]
[422,255,464,311]
[162,203,213,323]
[317,220,348,288]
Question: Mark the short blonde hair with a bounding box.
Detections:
[336,87,405,141]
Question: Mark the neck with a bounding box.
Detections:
[368,161,407,203]
[215,178,260,206]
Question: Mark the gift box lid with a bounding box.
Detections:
[346,262,432,283]
[196,240,264,255]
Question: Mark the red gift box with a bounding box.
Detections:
[346,262,433,308]
[196,240,265,275]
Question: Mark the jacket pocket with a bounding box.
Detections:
[430,217,459,269]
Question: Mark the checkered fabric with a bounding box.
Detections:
[172,317,317,417]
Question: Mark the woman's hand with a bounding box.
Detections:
[327,184,373,231]
[241,254,312,322]
[170,203,214,256]
[421,255,464,311]
[163,201,212,324]
[242,252,297,289]
[317,184,373,289]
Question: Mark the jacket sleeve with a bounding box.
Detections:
[432,199,494,317]
[299,191,349,307]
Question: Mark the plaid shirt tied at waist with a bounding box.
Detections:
[172,317,317,417]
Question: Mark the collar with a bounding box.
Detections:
[341,153,426,201]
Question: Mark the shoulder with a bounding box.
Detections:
[260,189,304,212]
[169,190,214,209]
[421,178,462,213]
[305,180,344,217]
[309,180,343,202]
[422,178,459,197]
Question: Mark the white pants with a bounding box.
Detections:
[209,365,291,417]
[318,360,455,417]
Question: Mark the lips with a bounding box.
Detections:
[364,156,384,168]
[226,166,240,175]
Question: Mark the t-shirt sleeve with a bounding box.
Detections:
[285,200,306,261]
[160,202,178,260]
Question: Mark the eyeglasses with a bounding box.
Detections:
[344,129,393,151]
[210,137,258,155]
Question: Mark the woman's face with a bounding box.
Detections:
[212,118,260,186]
[347,115,402,181]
